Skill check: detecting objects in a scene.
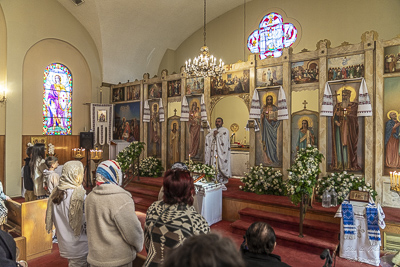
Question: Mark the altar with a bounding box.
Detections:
[231,148,249,177]
[193,181,223,226]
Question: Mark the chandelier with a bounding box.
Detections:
[185,0,225,78]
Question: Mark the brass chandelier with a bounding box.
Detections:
[185,0,225,78]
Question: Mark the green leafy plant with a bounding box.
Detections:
[116,141,145,173]
[316,171,377,204]
[286,145,324,205]
[240,164,286,195]
[139,157,164,177]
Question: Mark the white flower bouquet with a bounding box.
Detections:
[116,141,145,173]
[186,160,216,182]
[286,145,323,205]
[139,156,164,177]
[240,164,286,195]
[316,171,377,204]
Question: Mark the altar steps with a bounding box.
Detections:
[125,177,162,212]
[231,207,340,254]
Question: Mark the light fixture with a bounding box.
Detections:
[0,84,6,103]
[185,0,225,78]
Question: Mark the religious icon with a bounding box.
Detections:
[186,78,204,95]
[113,102,140,142]
[167,80,181,97]
[327,54,364,81]
[188,99,201,158]
[255,89,282,167]
[112,87,125,102]
[148,101,161,157]
[327,81,363,172]
[210,70,249,96]
[97,110,107,122]
[384,45,400,73]
[291,60,319,84]
[148,83,162,99]
[385,110,400,168]
[169,121,180,166]
[126,85,140,101]
[256,66,283,87]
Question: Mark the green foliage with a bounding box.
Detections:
[240,164,286,195]
[139,157,164,177]
[116,141,145,173]
[286,145,324,205]
[316,171,377,204]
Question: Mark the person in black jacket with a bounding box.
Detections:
[22,146,35,202]
[241,222,291,267]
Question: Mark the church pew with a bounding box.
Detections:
[5,199,52,260]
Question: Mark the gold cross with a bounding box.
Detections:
[302,100,308,109]
[174,109,177,116]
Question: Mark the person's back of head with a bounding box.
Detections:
[163,233,245,267]
[245,222,276,255]
[45,156,58,169]
[26,146,33,159]
[29,143,46,177]
[163,168,194,206]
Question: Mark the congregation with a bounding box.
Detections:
[0,142,290,267]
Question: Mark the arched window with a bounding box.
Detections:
[43,63,72,135]
[247,12,297,59]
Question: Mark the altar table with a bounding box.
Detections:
[193,181,223,226]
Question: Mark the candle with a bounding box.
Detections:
[390,172,393,188]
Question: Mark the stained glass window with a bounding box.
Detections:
[43,63,72,135]
[247,12,297,59]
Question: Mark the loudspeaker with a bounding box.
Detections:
[80,132,94,150]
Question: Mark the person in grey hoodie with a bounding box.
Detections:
[85,160,143,267]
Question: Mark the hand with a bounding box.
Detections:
[5,196,10,201]
[213,130,219,137]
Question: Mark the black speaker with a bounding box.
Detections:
[80,132,94,150]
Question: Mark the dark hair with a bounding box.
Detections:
[162,233,246,267]
[302,120,309,129]
[30,143,46,178]
[26,146,33,158]
[245,222,276,254]
[52,188,67,205]
[45,156,58,168]
[163,169,194,206]
[216,117,224,123]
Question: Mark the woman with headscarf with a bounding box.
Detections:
[45,160,88,267]
[85,160,143,267]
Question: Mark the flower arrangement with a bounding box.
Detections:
[139,157,164,177]
[186,160,216,182]
[286,145,324,205]
[316,171,377,204]
[240,164,286,195]
[116,141,145,173]
[48,143,55,156]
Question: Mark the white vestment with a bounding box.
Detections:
[204,127,231,180]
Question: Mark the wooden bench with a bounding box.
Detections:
[5,199,52,261]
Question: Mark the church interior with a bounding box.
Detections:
[1,0,400,266]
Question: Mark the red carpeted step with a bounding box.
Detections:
[231,220,338,254]
[130,176,163,187]
[238,207,339,239]
[132,195,155,211]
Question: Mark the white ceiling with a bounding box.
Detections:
[57,0,248,84]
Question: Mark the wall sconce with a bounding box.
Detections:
[0,85,6,103]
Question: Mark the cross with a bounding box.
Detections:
[174,108,177,116]
[302,100,308,109]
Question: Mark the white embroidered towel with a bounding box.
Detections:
[159,98,165,122]
[277,86,288,120]
[249,90,261,120]
[321,82,333,117]
[200,94,207,122]
[143,100,150,122]
[357,78,372,117]
[180,96,189,121]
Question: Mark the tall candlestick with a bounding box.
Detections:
[390,172,393,188]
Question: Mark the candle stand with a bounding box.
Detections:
[90,147,103,188]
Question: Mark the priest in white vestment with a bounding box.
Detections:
[205,117,231,184]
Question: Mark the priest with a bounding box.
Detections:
[205,117,231,184]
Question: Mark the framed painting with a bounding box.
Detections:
[148,100,161,158]
[113,102,140,142]
[327,54,364,81]
[31,136,48,146]
[326,80,364,172]
[349,190,369,202]
[383,76,400,174]
[384,45,400,73]
[185,95,203,161]
[97,110,107,122]
[167,80,181,97]
[167,118,180,168]
[256,66,283,87]
[186,77,204,95]
[112,87,125,102]
[126,84,140,101]
[291,60,319,84]
[210,69,249,96]
[148,83,162,99]
[254,88,283,167]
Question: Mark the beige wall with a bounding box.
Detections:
[159,0,400,75]
[22,39,92,135]
[0,0,102,196]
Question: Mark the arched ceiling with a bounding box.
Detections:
[57,0,249,84]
